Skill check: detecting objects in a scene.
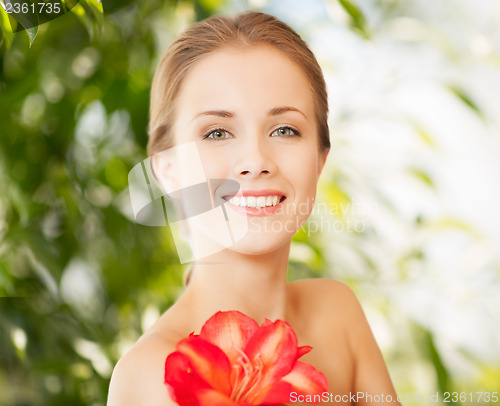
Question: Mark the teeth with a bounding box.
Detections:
[228,195,283,208]
[247,196,256,207]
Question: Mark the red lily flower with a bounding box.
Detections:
[164,311,328,405]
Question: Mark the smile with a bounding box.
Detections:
[227,195,282,208]
[221,190,287,216]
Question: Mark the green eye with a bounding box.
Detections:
[271,127,299,137]
[206,129,231,140]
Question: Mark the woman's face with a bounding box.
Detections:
[164,45,327,256]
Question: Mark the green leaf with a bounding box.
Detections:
[448,84,483,117]
[77,0,104,32]
[25,25,38,47]
[198,0,225,14]
[423,330,456,398]
[0,1,39,47]
[407,167,434,188]
[338,0,370,39]
[61,0,81,12]
[407,119,437,148]
[434,217,479,235]
[323,181,351,217]
[423,217,482,239]
[0,5,14,51]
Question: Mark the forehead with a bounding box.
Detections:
[174,45,315,121]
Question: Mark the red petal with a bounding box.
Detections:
[281,361,329,396]
[261,319,273,327]
[165,352,209,406]
[165,351,239,406]
[197,390,240,406]
[176,336,232,395]
[244,319,298,383]
[296,345,312,359]
[257,380,296,405]
[200,311,259,364]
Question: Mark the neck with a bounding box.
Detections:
[182,242,291,327]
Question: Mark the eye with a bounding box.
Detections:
[271,127,300,137]
[203,129,232,141]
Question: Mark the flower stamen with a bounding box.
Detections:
[230,348,264,402]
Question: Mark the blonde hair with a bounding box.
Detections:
[148,11,330,156]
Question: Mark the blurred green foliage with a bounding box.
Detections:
[0,1,204,404]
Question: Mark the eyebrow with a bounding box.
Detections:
[194,110,235,119]
[269,106,307,120]
[193,106,307,121]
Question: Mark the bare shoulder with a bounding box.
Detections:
[107,333,177,406]
[289,278,400,404]
[289,277,353,295]
[288,278,373,348]
[289,278,362,314]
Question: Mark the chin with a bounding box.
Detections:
[227,230,292,256]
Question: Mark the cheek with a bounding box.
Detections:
[288,154,320,218]
[286,152,319,193]
[196,146,230,178]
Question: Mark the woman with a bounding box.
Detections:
[108,11,400,405]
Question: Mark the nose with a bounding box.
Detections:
[234,135,276,178]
